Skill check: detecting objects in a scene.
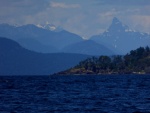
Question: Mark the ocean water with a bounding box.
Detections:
[0,75,150,113]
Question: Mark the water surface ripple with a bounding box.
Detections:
[0,75,150,113]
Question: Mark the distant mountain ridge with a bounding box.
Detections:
[0,23,83,51]
[62,40,114,56]
[17,38,59,53]
[91,17,150,54]
[1,17,149,55]
[0,37,89,75]
[0,23,114,55]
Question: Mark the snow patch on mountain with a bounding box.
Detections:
[36,24,44,29]
[90,17,150,54]
[36,23,63,32]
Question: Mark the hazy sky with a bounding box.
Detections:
[0,0,150,38]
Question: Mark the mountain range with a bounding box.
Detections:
[0,24,82,49]
[62,40,114,56]
[0,37,89,75]
[0,23,112,56]
[0,17,150,75]
[91,17,150,54]
[0,17,150,56]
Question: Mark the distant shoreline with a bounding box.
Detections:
[53,72,150,76]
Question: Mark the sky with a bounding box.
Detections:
[0,0,150,38]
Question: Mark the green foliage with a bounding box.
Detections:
[63,46,150,74]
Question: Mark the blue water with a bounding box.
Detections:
[0,75,150,113]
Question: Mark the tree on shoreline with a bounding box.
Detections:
[58,46,150,75]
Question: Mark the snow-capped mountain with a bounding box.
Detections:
[91,17,150,54]
[44,24,56,31]
[36,23,63,32]
[0,23,83,52]
[1,18,149,56]
[107,17,129,33]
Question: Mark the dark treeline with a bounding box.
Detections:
[58,46,150,75]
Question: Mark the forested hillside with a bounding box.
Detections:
[57,46,150,75]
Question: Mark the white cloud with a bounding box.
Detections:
[50,2,80,9]
[96,0,150,6]
[99,9,120,17]
[130,15,150,33]
[1,0,150,38]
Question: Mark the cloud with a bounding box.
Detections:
[96,0,150,6]
[0,0,150,38]
[50,2,80,9]
[98,9,120,17]
[130,15,150,32]
[0,0,49,15]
